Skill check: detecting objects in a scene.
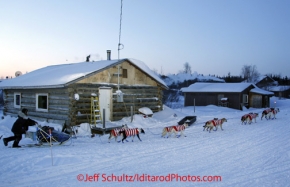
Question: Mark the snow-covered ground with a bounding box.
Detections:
[0,97,290,187]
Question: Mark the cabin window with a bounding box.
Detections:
[243,94,248,103]
[36,93,48,112]
[122,69,128,78]
[217,94,224,101]
[14,93,21,108]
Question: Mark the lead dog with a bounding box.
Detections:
[270,108,279,119]
[261,108,279,120]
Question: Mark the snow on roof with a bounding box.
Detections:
[266,85,290,92]
[255,75,267,84]
[180,83,254,92]
[254,75,277,85]
[0,58,168,89]
[181,82,274,95]
[250,87,274,95]
[128,58,168,89]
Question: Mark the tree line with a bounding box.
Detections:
[179,63,290,85]
[161,63,290,106]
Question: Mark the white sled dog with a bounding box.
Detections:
[170,123,189,138]
[261,108,279,120]
[162,123,189,138]
[161,125,175,138]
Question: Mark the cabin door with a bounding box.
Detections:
[251,95,262,108]
[99,87,112,121]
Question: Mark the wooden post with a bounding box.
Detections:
[102,108,105,135]
[49,129,53,166]
[131,106,133,122]
[194,98,195,113]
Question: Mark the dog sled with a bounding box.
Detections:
[178,116,196,126]
[37,126,71,145]
[25,125,71,147]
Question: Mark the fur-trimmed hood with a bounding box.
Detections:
[18,111,28,120]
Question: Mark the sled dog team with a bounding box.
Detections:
[108,107,280,142]
[241,107,280,125]
[202,107,279,133]
[108,122,189,142]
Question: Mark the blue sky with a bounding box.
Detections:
[1,0,290,79]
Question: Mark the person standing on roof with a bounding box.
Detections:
[3,108,38,148]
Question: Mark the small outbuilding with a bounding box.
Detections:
[266,85,290,99]
[254,75,277,88]
[181,83,274,110]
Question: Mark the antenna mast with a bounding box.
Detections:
[117,0,124,90]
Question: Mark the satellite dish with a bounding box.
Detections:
[74,93,80,101]
[15,71,22,77]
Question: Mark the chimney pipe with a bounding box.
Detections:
[107,50,111,60]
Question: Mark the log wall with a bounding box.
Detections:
[3,83,164,127]
[3,88,72,125]
[70,83,163,124]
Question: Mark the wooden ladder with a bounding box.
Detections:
[90,96,102,126]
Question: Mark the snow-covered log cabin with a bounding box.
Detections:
[0,56,168,130]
